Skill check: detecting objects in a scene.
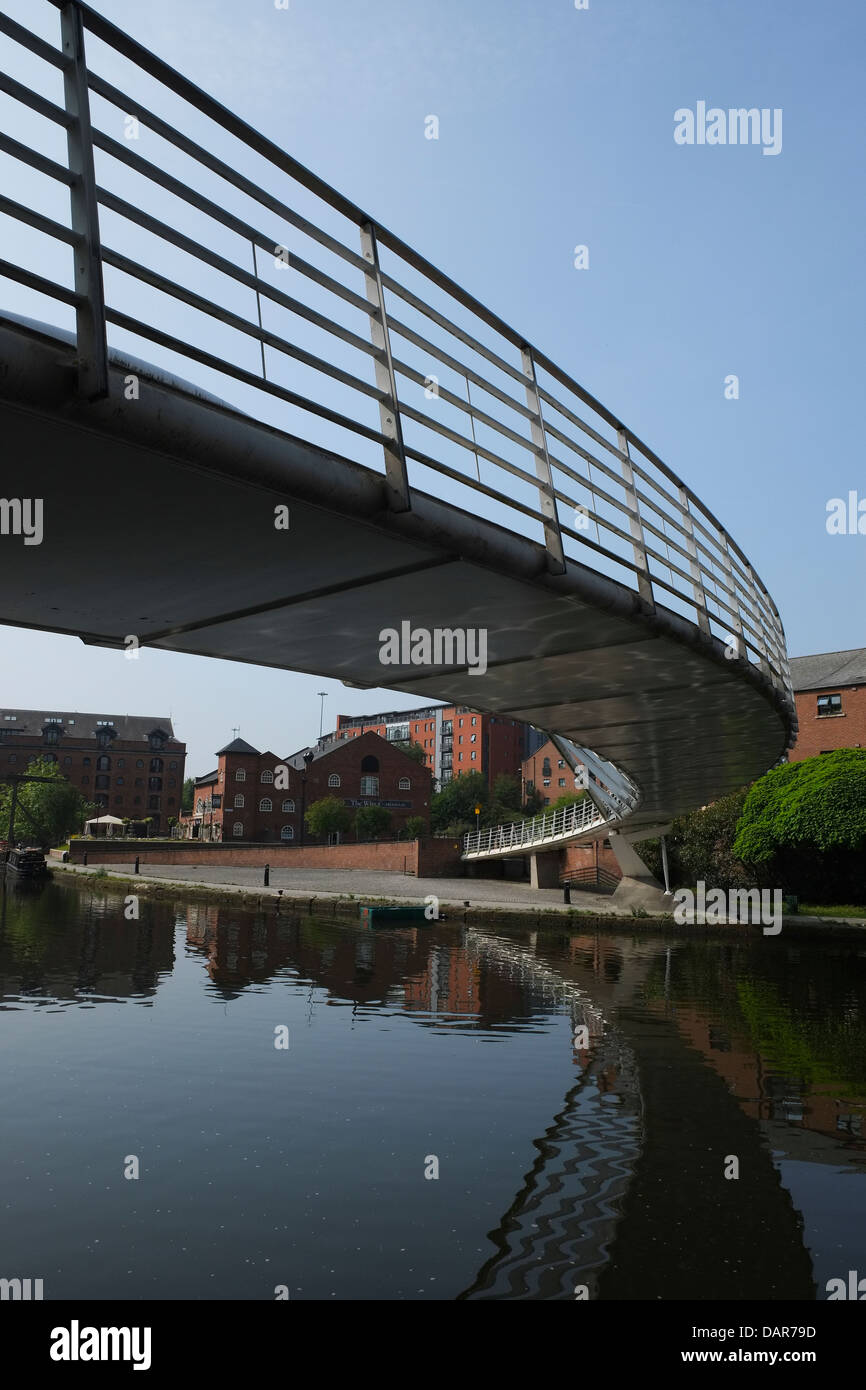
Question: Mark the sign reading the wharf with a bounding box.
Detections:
[343,799,411,809]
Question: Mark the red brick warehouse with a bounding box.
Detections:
[183,730,431,843]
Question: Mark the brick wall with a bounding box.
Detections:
[790,685,866,761]
[67,836,464,877]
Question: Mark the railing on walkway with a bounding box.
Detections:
[462,796,604,858]
[0,0,793,711]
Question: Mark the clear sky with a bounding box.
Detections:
[1,0,863,776]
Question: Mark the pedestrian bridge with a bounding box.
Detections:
[0,1,796,898]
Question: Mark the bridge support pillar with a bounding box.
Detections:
[608,827,673,914]
[530,851,561,890]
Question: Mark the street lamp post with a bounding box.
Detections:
[317,692,327,740]
[299,750,314,846]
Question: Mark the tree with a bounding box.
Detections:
[635,787,750,892]
[491,774,522,812]
[304,796,353,840]
[431,771,488,834]
[404,815,428,839]
[395,740,427,766]
[355,805,392,840]
[550,790,589,811]
[733,750,866,900]
[0,757,94,848]
[181,777,195,814]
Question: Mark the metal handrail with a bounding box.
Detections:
[0,1,796,757]
[462,796,606,858]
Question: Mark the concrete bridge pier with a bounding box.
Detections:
[608,826,673,914]
[530,851,561,889]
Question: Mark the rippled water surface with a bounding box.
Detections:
[1,876,865,1300]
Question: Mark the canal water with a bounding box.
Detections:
[1,875,865,1301]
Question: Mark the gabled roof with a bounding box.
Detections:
[790,648,866,692]
[216,737,261,756]
[194,769,218,786]
[0,709,180,741]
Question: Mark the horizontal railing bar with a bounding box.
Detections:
[0,70,73,127]
[386,312,537,424]
[96,186,380,362]
[398,399,554,496]
[393,358,536,456]
[557,519,644,580]
[0,131,77,186]
[403,446,549,527]
[87,72,371,279]
[92,130,375,322]
[0,194,79,246]
[103,307,391,448]
[0,11,70,70]
[550,484,646,563]
[101,246,385,403]
[0,259,80,306]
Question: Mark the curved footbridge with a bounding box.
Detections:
[0,2,796,908]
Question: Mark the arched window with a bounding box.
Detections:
[232,822,243,837]
[259,797,272,812]
[96,755,111,771]
[328,773,341,788]
[280,825,294,841]
[360,755,379,773]
[398,777,411,790]
[234,794,244,809]
[235,768,246,781]
[281,799,295,813]
[260,769,274,783]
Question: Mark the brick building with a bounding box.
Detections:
[788,649,866,761]
[183,731,431,842]
[522,737,588,807]
[335,704,542,789]
[0,708,185,833]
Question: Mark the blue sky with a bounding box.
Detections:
[1,0,863,775]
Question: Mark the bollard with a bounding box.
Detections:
[134,856,140,875]
[82,852,88,866]
[563,884,571,904]
[264,863,270,887]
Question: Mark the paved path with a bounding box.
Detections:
[51,860,631,915]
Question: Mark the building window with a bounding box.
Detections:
[360,755,379,772]
[81,774,88,784]
[234,794,244,809]
[817,693,842,716]
[63,756,71,765]
[360,775,379,796]
[559,778,565,787]
[260,797,273,812]
[196,799,204,813]
[281,799,295,813]
[148,777,162,791]
[233,822,243,837]
[470,734,476,742]
[114,796,122,805]
[470,751,476,760]
[135,759,143,768]
[95,775,109,790]
[168,797,175,806]
[150,758,163,773]
[328,773,341,788]
[135,778,143,788]
[148,796,160,810]
[116,776,124,786]
[471,717,477,726]
[133,796,141,805]
[458,753,463,761]
[235,768,246,781]
[280,825,294,841]
[168,778,175,788]
[261,769,274,783]
[398,777,411,790]
[96,755,111,771]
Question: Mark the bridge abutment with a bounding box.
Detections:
[608,828,673,914]
[529,851,561,889]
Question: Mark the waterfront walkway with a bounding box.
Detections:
[51,860,631,916]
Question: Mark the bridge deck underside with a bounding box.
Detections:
[0,320,791,830]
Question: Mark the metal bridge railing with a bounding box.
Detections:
[462,796,604,858]
[0,0,793,710]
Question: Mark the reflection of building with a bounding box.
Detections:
[789,649,866,761]
[335,704,539,789]
[181,731,431,843]
[0,708,185,833]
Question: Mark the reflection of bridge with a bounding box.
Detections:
[1,2,795,902]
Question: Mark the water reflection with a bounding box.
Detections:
[1,876,865,1299]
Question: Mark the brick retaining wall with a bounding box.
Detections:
[67,837,465,877]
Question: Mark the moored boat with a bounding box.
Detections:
[4,846,49,878]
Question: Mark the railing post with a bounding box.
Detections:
[61,1,108,401]
[677,486,711,635]
[615,429,654,606]
[520,347,566,575]
[718,531,745,655]
[359,221,410,512]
